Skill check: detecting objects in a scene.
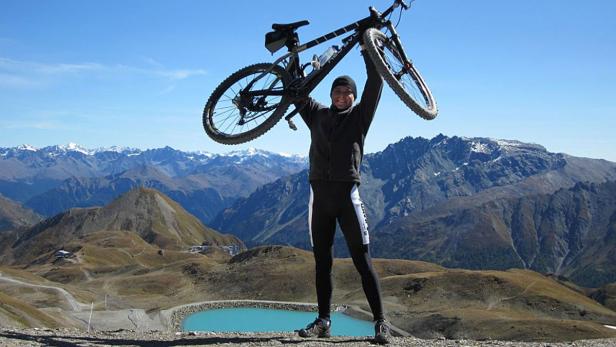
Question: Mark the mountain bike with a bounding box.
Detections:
[203,0,437,145]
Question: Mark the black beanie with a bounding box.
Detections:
[330,75,357,98]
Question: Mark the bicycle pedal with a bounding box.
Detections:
[287,119,298,131]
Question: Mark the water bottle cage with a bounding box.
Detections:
[317,46,339,70]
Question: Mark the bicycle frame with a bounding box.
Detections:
[241,0,411,125]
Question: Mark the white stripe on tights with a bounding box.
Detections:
[350,184,370,245]
[308,185,314,247]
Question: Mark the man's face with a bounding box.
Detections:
[331,86,355,110]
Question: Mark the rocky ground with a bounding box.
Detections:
[1,329,616,347]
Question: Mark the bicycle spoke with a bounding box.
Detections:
[213,109,237,123]
[378,38,429,109]
[228,84,240,96]
[213,105,237,112]
[214,111,238,131]
[221,93,235,102]
[218,110,239,120]
[229,118,240,136]
[249,110,269,122]
[263,73,274,90]
[205,64,289,140]
[220,113,237,134]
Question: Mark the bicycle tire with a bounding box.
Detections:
[363,28,438,120]
[203,63,292,145]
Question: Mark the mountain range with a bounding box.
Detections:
[2,135,616,288]
[211,135,616,287]
[0,144,307,224]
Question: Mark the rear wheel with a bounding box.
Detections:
[203,63,292,144]
[363,28,438,120]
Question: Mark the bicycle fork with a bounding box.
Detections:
[383,21,415,78]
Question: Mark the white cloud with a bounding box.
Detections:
[112,64,206,80]
[0,57,103,74]
[158,69,207,80]
[38,62,104,74]
[138,56,206,79]
[158,84,177,95]
[142,56,165,68]
[0,56,208,89]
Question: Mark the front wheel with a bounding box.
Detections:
[203,63,292,145]
[363,28,438,120]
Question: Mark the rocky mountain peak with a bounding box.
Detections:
[9,187,244,265]
[49,143,91,155]
[105,186,178,216]
[377,134,549,165]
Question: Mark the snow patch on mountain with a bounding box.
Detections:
[3,144,306,163]
[470,141,490,154]
[494,139,524,148]
[189,150,216,159]
[17,144,38,152]
[222,147,306,164]
[94,145,142,155]
[226,147,269,158]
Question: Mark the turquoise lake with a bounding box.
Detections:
[182,307,374,336]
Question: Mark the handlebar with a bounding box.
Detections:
[380,0,410,19]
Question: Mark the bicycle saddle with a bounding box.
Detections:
[272,20,309,31]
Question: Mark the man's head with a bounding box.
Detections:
[330,75,357,110]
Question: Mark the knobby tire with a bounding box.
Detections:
[362,28,438,120]
[203,63,292,145]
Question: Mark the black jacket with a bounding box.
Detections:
[298,52,383,183]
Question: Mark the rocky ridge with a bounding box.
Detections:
[212,135,616,286]
[0,144,307,223]
[373,180,616,287]
[0,194,40,232]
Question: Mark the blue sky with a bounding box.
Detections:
[1,0,615,161]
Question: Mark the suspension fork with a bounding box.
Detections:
[383,21,414,72]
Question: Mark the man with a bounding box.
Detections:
[294,45,391,344]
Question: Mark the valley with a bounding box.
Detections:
[2,137,616,343]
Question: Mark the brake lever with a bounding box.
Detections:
[284,101,307,131]
[287,119,298,131]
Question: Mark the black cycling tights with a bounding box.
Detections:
[308,180,384,321]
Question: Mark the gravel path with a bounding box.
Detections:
[0,272,88,312]
[1,329,616,347]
